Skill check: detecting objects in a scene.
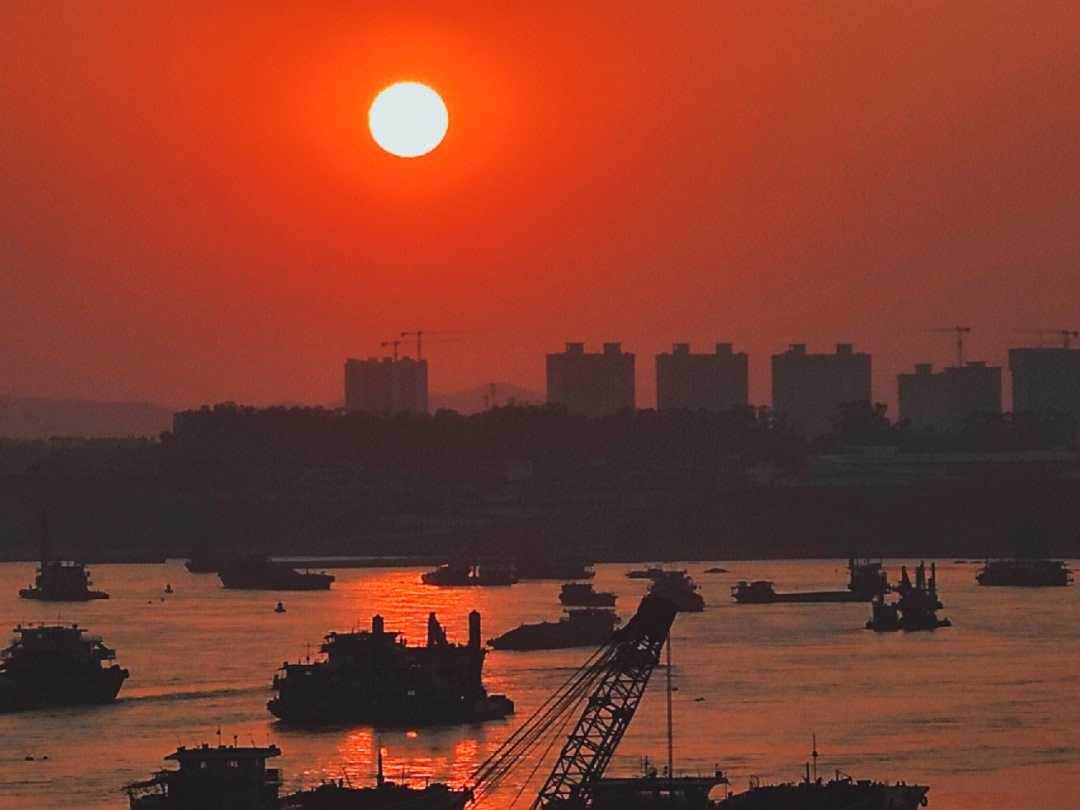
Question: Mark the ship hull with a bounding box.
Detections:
[733,589,862,604]
[489,622,616,651]
[0,666,127,713]
[267,692,513,727]
[218,571,334,590]
[716,781,929,810]
[560,593,617,607]
[279,782,471,810]
[18,587,109,601]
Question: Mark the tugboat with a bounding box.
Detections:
[218,557,334,591]
[125,742,282,810]
[0,624,128,712]
[559,582,617,607]
[976,558,1072,586]
[732,554,887,604]
[646,570,705,612]
[488,608,620,651]
[268,612,514,726]
[866,561,950,632]
[420,562,517,586]
[279,747,472,810]
[18,514,108,601]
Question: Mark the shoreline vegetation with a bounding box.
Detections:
[2,403,1078,563]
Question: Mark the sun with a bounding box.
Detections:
[368,82,448,158]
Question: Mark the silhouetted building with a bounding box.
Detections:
[546,343,634,416]
[1009,347,1080,422]
[771,343,871,437]
[898,362,1002,432]
[344,357,428,415]
[655,343,749,411]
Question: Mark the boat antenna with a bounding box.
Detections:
[216,726,222,746]
[377,738,385,787]
[812,734,818,782]
[666,633,674,790]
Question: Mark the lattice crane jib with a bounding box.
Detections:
[534,595,678,810]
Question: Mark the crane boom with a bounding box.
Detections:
[1018,329,1079,349]
[534,595,677,810]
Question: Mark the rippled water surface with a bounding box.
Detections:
[0,560,1077,809]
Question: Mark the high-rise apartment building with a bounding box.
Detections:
[344,357,428,415]
[655,343,749,411]
[1009,347,1080,422]
[771,343,872,437]
[546,343,634,416]
[898,362,1002,432]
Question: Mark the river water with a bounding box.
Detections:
[0,559,1076,809]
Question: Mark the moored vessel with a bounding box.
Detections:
[125,742,281,810]
[279,748,471,810]
[488,608,620,651]
[976,558,1072,586]
[0,623,128,713]
[218,557,334,591]
[560,582,617,607]
[184,549,225,573]
[647,570,705,612]
[512,550,595,581]
[714,769,930,810]
[420,561,517,586]
[866,561,949,632]
[18,515,108,601]
[593,764,727,810]
[268,611,514,726]
[627,566,666,579]
[732,555,887,605]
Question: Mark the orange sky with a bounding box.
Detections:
[4,2,1080,410]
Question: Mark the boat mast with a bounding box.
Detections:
[666,633,674,790]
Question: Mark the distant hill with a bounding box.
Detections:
[430,384,543,414]
[0,397,176,439]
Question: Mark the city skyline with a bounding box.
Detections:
[5,3,1080,413]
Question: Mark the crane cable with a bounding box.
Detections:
[468,640,621,803]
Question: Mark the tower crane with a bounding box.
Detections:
[1017,329,1079,349]
[379,340,401,361]
[925,326,972,367]
[401,330,423,360]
